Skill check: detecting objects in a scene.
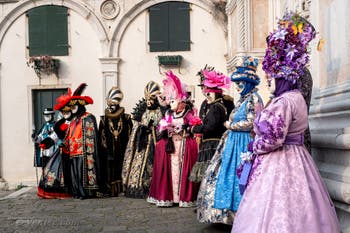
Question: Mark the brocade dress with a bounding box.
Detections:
[231,90,340,233]
[197,90,262,224]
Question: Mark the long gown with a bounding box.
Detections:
[98,107,132,197]
[147,108,199,207]
[122,108,162,198]
[231,90,340,233]
[197,91,262,224]
[189,98,227,183]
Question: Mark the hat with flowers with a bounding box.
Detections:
[197,65,231,93]
[230,56,260,85]
[262,11,316,83]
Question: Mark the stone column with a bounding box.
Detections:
[99,57,121,111]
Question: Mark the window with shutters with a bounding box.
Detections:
[149,2,191,52]
[27,5,69,56]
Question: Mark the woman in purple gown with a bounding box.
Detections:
[232,12,340,233]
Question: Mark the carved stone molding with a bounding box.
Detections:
[225,0,237,15]
[100,0,120,20]
[300,0,311,19]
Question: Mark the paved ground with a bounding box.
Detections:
[0,187,232,233]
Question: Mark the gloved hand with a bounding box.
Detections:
[182,123,189,130]
[247,141,254,152]
[31,132,37,142]
[147,119,154,128]
[54,118,67,139]
[40,137,55,149]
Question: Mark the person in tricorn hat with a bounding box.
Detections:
[65,83,99,199]
[231,11,339,233]
[197,56,263,224]
[98,87,132,197]
[36,90,74,199]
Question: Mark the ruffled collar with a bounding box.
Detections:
[105,107,125,119]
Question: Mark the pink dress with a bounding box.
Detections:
[232,90,340,233]
[147,109,199,207]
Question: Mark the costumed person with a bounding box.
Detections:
[32,108,57,168]
[189,67,230,183]
[147,70,199,207]
[66,83,99,199]
[122,81,163,198]
[197,56,263,224]
[98,87,132,197]
[300,67,313,153]
[36,93,74,199]
[231,12,340,233]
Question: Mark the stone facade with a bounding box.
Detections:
[0,0,349,230]
[226,0,350,231]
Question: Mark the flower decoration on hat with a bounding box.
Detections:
[263,11,316,83]
[197,65,215,87]
[230,56,260,85]
[163,70,188,102]
[68,83,93,106]
[202,69,230,93]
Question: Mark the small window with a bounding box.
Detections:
[28,5,69,56]
[149,2,190,52]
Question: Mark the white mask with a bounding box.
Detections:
[235,81,245,94]
[108,104,118,113]
[44,115,52,122]
[170,99,179,111]
[71,105,78,114]
[206,92,216,104]
[62,111,72,120]
[267,77,276,95]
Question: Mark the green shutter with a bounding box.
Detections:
[149,3,169,52]
[28,5,68,56]
[169,2,190,51]
[28,7,48,56]
[47,6,68,56]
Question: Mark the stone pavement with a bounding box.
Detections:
[0,187,232,233]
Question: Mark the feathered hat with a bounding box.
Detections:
[263,11,316,83]
[231,56,260,85]
[162,70,187,102]
[197,65,215,87]
[144,81,160,100]
[106,86,123,106]
[68,83,93,106]
[54,88,72,111]
[202,69,230,93]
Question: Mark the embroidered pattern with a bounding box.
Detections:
[254,111,285,152]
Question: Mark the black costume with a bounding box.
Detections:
[98,87,132,196]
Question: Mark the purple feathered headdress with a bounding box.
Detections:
[263,11,316,83]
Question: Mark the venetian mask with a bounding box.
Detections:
[71,104,79,114]
[62,111,72,120]
[44,115,53,122]
[170,99,179,111]
[267,75,276,94]
[206,92,216,104]
[235,81,246,94]
[107,104,118,113]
